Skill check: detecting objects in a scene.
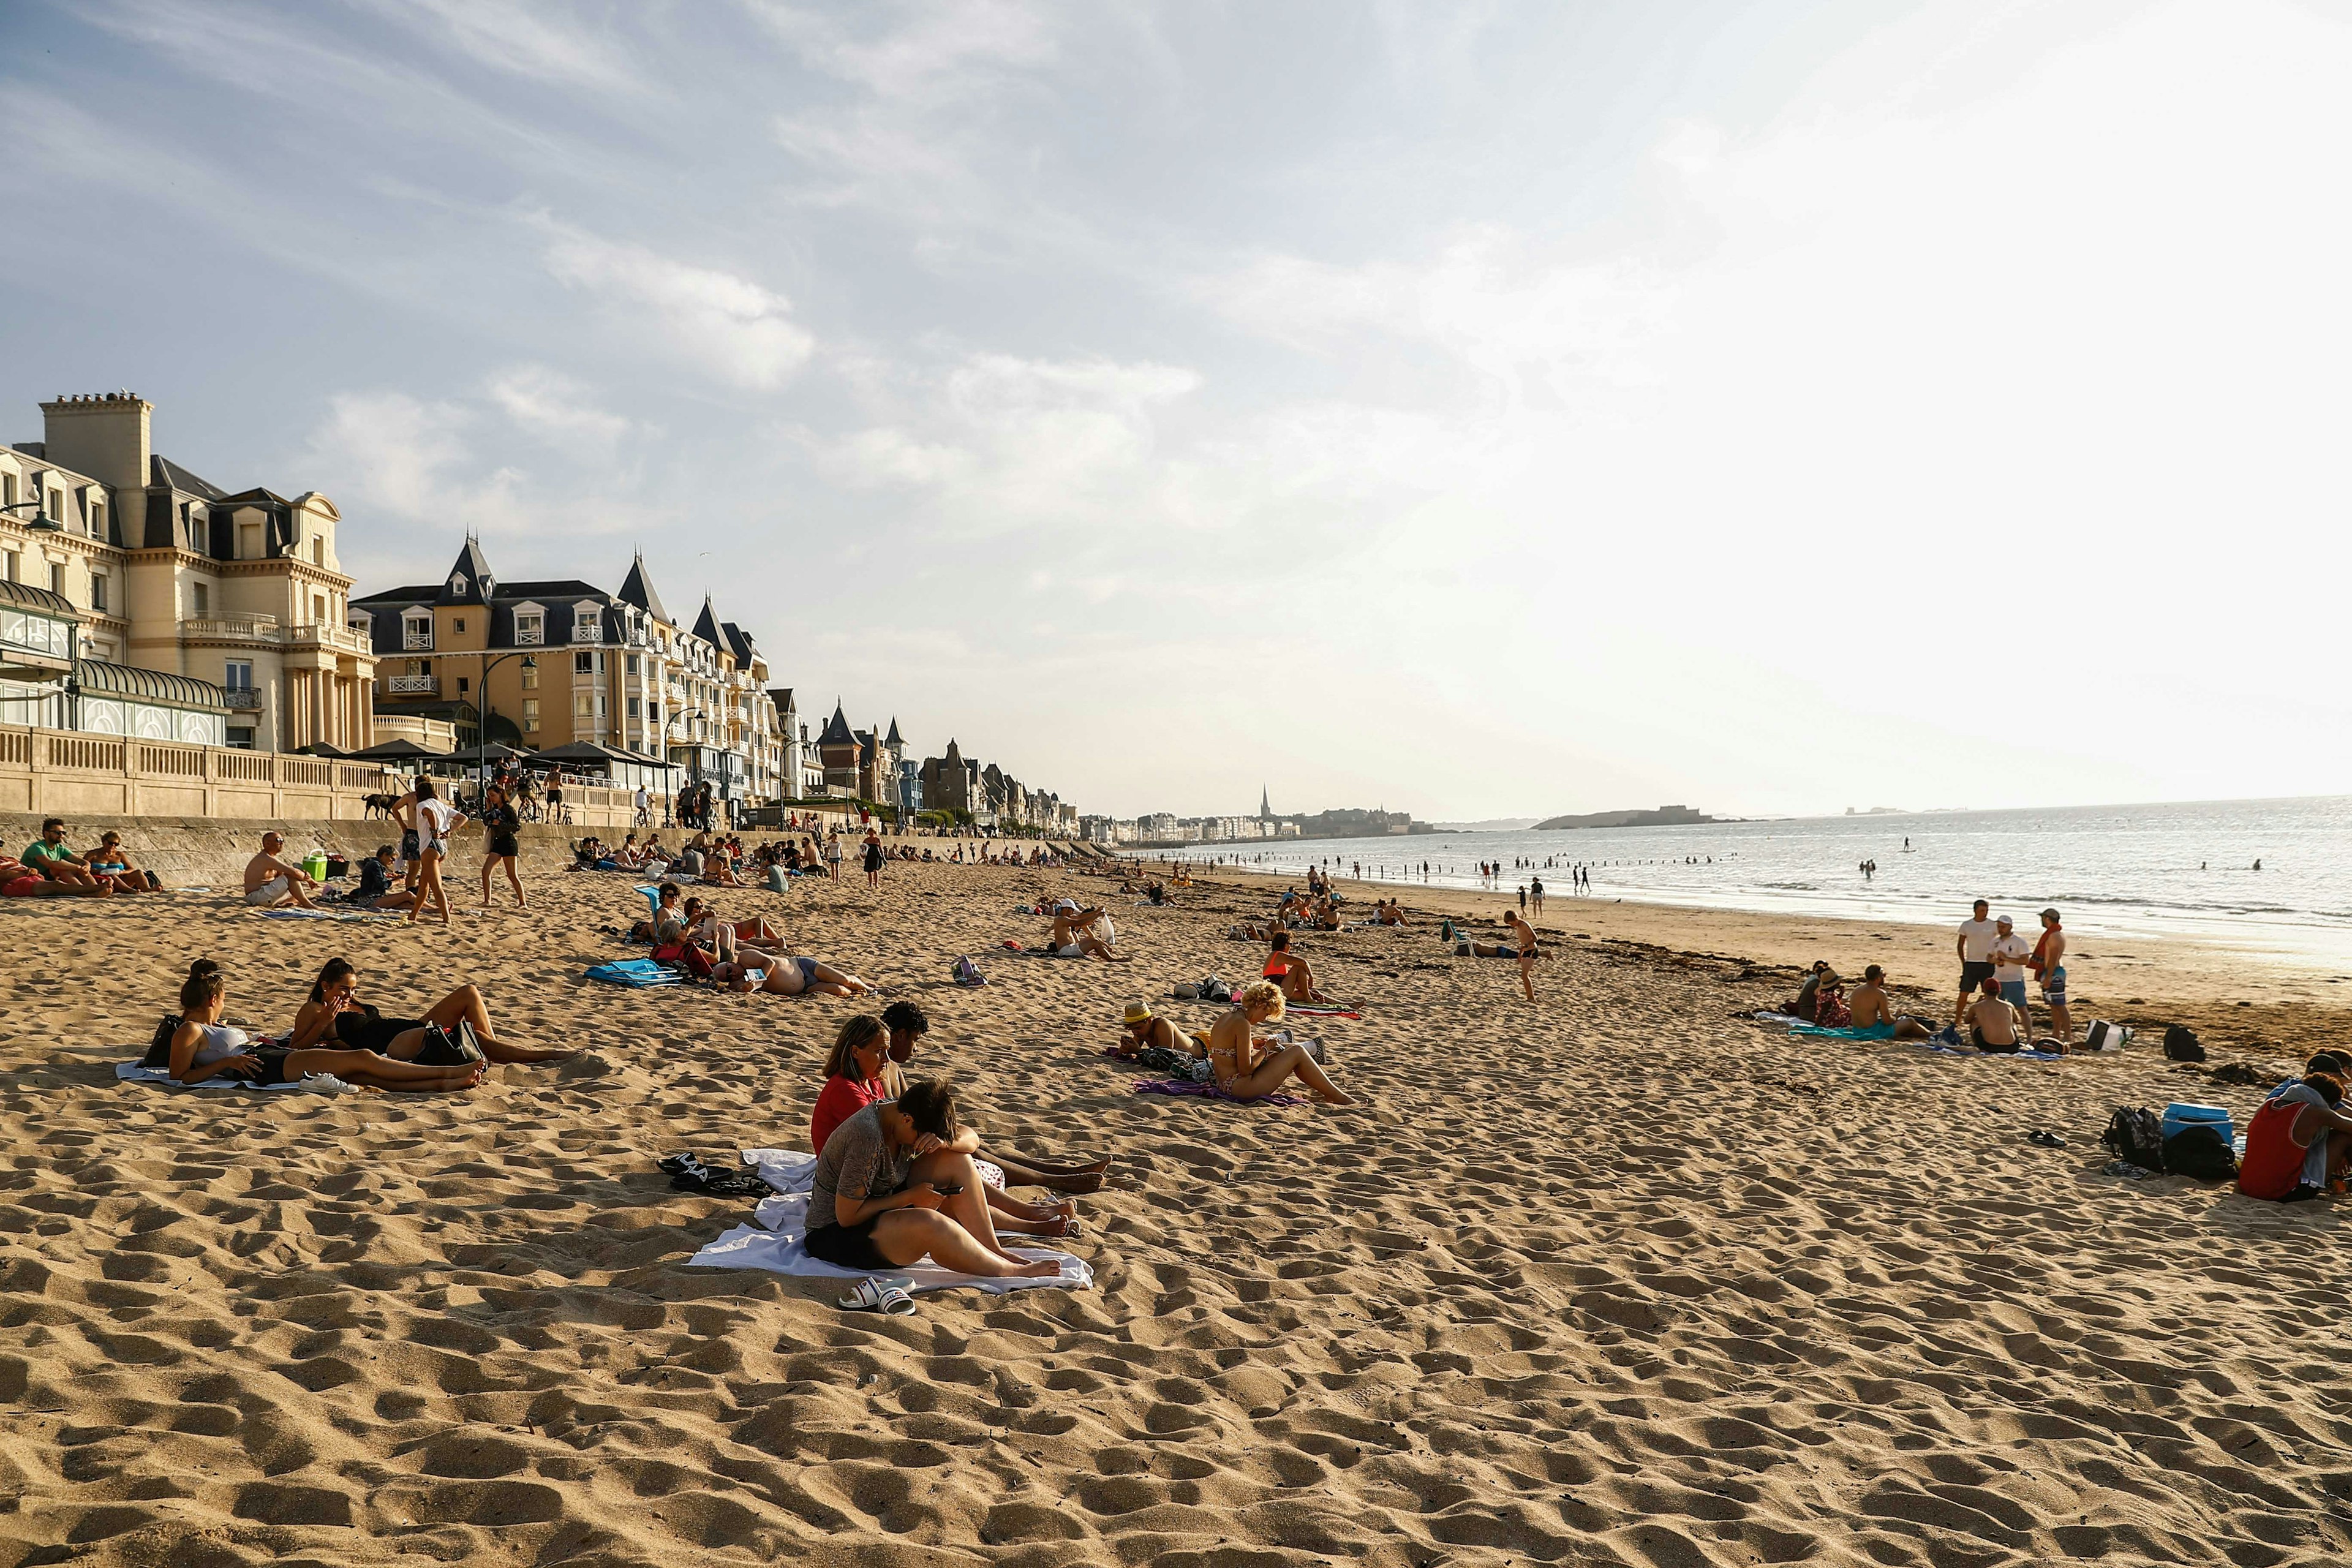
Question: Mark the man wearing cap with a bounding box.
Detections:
[2030,908,2070,1051]
[1954,899,1999,1028]
[1988,915,2035,1036]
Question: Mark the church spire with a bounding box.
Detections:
[1259,784,1272,820]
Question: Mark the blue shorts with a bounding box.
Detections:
[1998,980,2027,1008]
[2040,965,2067,1006]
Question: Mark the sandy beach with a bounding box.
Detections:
[3,850,2348,1567]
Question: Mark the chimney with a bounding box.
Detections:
[40,392,152,494]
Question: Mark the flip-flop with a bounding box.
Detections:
[839,1278,918,1315]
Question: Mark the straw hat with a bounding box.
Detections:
[1121,1001,1154,1025]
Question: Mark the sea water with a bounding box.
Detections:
[1167,795,2352,970]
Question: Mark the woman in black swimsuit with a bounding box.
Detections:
[477,783,526,908]
[288,957,571,1064]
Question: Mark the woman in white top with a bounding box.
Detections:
[405,775,467,927]
[168,960,484,1093]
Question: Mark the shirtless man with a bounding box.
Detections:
[243,832,319,909]
[1848,965,1933,1039]
[1964,976,2026,1052]
[1109,1000,1203,1062]
[1503,908,1540,1002]
[1050,906,1128,962]
[390,782,424,893]
[2031,908,2071,1052]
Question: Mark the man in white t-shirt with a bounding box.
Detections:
[1988,914,2035,1038]
[1954,899,1999,1027]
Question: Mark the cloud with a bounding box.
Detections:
[485,364,636,459]
[540,225,815,388]
[356,0,646,93]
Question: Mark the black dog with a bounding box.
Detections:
[363,792,400,821]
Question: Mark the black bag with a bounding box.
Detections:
[2161,1125,2239,1182]
[140,1013,182,1069]
[413,1020,485,1067]
[2100,1106,2166,1169]
[2163,1025,2206,1063]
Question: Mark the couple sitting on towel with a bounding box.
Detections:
[1114,984,1352,1105]
[160,956,574,1090]
[806,1005,1104,1278]
[1048,903,1126,962]
[636,882,872,996]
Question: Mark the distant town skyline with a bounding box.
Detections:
[7,1,2347,821]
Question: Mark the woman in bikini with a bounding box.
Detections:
[1205,981,1353,1105]
[288,957,571,1064]
[170,963,484,1093]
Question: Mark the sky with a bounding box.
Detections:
[5,0,2348,823]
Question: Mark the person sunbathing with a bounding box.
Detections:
[1964,976,2026,1052]
[1262,932,1330,1005]
[884,1002,1108,1191]
[1206,981,1352,1105]
[243,832,318,909]
[716,950,872,997]
[1847,965,1934,1039]
[169,963,483,1093]
[289,956,572,1063]
[629,881,687,944]
[1110,998,1205,1061]
[813,1017,1080,1237]
[804,1080,1065,1280]
[1050,907,1128,962]
[21,818,112,896]
[86,832,149,894]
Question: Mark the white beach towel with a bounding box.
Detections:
[113,1061,339,1093]
[685,1149,1091,1295]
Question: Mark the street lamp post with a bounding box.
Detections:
[461,649,537,806]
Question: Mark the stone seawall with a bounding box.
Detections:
[0,814,594,888]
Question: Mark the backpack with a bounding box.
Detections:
[2163,1025,2205,1063]
[952,956,986,987]
[140,1014,182,1069]
[2100,1106,2166,1169]
[1200,976,1232,1004]
[2161,1125,2239,1182]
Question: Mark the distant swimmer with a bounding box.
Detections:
[2254,859,2263,871]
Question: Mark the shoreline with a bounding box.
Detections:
[1148,859,2352,1065]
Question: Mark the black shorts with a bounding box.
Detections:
[252,1046,295,1086]
[1959,960,1996,992]
[490,835,521,859]
[400,829,420,859]
[804,1218,889,1271]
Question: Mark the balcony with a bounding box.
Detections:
[183,614,281,645]
[385,674,438,696]
[223,687,263,710]
[403,629,433,652]
[570,624,602,645]
[287,622,372,656]
[516,624,545,646]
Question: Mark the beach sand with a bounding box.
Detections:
[2,852,2348,1566]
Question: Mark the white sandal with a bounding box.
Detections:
[839,1277,917,1315]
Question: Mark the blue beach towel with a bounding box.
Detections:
[1789,1021,1898,1041]
[585,958,680,989]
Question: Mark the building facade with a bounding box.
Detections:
[2,393,375,752]
[354,543,783,804]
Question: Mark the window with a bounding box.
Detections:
[50,562,66,595]
[453,617,466,634]
[627,696,640,718]
[312,594,326,624]
[3,551,15,583]
[88,500,104,540]
[191,582,209,616]
[516,612,543,644]
[457,676,470,695]
[0,473,13,507]
[521,663,538,690]
[239,522,260,558]
[625,654,639,675]
[575,692,592,718]
[521,698,540,732]
[44,489,62,523]
[311,537,323,566]
[226,726,255,750]
[89,574,107,612]
[411,658,430,676]
[575,650,594,676]
[225,659,254,693]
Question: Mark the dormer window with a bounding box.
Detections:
[403,611,433,651]
[450,573,467,596]
[515,610,545,646]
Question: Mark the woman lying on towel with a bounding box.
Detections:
[289,957,573,1064]
[170,962,483,1092]
[804,1080,1066,1280]
[885,1003,1109,1193]
[813,1016,1080,1236]
[707,942,872,997]
[1206,981,1353,1105]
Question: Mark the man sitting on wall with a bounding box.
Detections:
[243,832,320,910]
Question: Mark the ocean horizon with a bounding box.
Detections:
[1167,793,2352,970]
